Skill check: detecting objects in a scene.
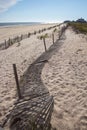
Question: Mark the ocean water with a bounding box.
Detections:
[0,22,41,27]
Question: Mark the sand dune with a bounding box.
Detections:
[0,23,58,43]
[42,27,87,130]
[0,24,87,130]
[0,24,59,127]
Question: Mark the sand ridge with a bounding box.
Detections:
[0,24,60,127]
[0,23,58,43]
[42,27,87,130]
[0,25,87,130]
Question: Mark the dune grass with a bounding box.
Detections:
[69,22,87,34]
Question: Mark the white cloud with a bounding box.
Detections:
[0,0,22,13]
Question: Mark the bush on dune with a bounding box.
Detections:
[69,22,87,34]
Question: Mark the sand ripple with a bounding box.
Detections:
[42,28,87,130]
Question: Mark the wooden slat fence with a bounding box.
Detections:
[0,23,68,130]
[9,95,54,130]
[0,23,63,50]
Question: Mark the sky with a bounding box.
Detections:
[0,0,87,23]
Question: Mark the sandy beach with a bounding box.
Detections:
[0,23,60,127]
[42,27,87,130]
[0,23,58,43]
[0,24,87,130]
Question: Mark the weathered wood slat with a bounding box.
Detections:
[9,95,53,130]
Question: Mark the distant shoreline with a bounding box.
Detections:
[0,23,58,44]
[0,22,42,27]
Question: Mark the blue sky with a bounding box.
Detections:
[0,0,87,23]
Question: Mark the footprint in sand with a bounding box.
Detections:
[80,115,87,128]
[54,120,72,130]
[75,115,87,130]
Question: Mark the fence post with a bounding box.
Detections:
[28,33,30,38]
[16,36,19,42]
[21,35,23,40]
[13,64,22,99]
[52,33,54,44]
[8,38,11,46]
[5,40,7,49]
[43,37,47,52]
[59,30,61,40]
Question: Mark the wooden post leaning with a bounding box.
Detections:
[13,64,22,99]
[52,33,54,44]
[5,40,7,49]
[43,37,47,52]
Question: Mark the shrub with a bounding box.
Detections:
[69,22,87,34]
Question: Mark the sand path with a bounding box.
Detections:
[42,27,87,130]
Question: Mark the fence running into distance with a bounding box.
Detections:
[0,24,63,50]
[1,24,68,130]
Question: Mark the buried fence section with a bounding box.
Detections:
[1,34,28,49]
[9,95,54,130]
[0,41,5,50]
[58,25,68,39]
[34,96,54,129]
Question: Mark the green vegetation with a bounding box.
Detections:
[69,22,87,34]
[37,33,49,40]
[53,28,57,33]
[37,33,49,52]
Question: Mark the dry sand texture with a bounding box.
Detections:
[0,24,60,126]
[42,27,87,130]
[0,23,58,43]
[1,23,87,130]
